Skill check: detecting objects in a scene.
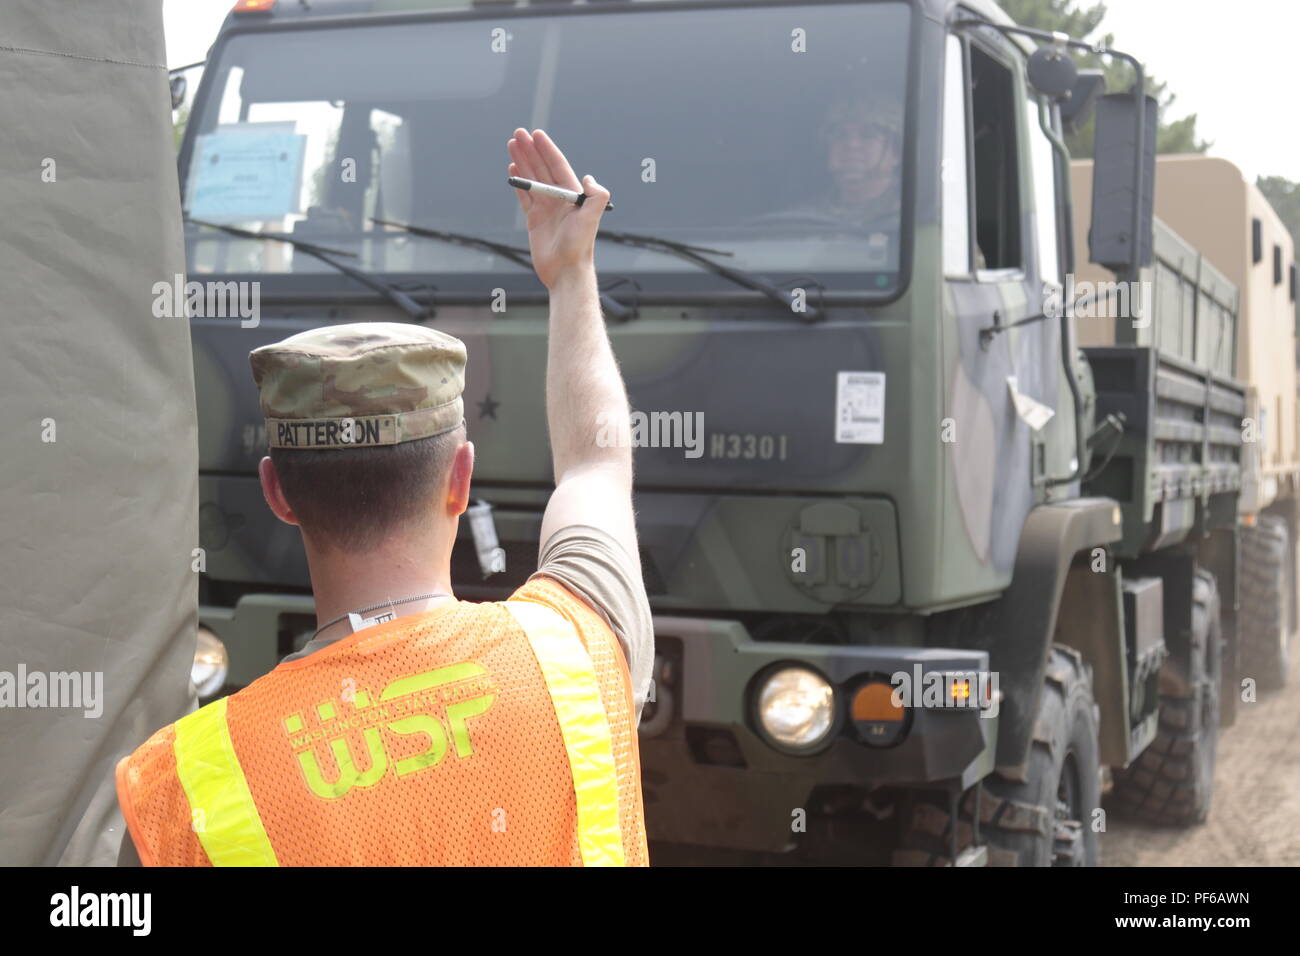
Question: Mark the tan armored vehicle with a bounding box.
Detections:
[1073,155,1299,692]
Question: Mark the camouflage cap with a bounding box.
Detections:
[819,91,903,142]
[249,322,466,450]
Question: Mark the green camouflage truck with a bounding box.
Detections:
[179,0,1249,865]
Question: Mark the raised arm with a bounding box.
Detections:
[506,128,640,576]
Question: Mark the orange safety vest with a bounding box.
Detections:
[116,577,648,866]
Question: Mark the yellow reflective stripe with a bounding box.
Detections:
[173,697,279,867]
[505,600,625,867]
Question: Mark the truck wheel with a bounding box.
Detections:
[1239,516,1292,690]
[1111,569,1221,825]
[893,647,1101,866]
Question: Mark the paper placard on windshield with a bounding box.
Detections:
[835,371,885,444]
[187,122,306,222]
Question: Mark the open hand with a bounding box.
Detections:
[507,128,610,289]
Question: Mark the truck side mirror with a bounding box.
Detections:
[1088,91,1158,274]
[1060,69,1104,133]
[1027,44,1077,98]
[170,74,187,111]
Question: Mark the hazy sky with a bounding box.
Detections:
[163,0,1300,182]
[1097,0,1298,182]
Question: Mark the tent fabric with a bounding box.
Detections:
[0,0,198,865]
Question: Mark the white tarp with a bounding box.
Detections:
[0,0,197,865]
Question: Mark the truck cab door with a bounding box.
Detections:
[939,26,1065,579]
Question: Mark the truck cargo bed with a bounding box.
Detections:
[1084,347,1245,557]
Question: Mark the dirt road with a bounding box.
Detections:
[1102,683,1300,866]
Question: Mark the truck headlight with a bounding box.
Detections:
[755,666,835,752]
[193,626,229,699]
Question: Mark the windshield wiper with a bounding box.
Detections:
[595,229,824,322]
[371,217,533,269]
[185,217,431,321]
[371,218,633,321]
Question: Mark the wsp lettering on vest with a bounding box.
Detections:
[49,886,151,936]
[282,663,498,800]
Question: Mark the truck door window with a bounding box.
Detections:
[1026,94,1061,287]
[968,45,1022,273]
[942,35,971,276]
[216,66,244,126]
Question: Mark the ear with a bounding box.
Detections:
[258,456,300,526]
[446,440,475,517]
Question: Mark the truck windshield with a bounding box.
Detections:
[182,2,911,297]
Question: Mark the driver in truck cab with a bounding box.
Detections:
[767,91,904,232]
[115,129,654,867]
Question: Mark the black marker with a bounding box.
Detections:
[508,175,614,211]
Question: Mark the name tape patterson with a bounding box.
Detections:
[270,416,399,449]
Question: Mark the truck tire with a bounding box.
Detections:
[893,647,1101,866]
[1239,516,1292,691]
[1111,568,1221,826]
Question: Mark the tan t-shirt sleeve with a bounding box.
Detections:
[528,524,654,724]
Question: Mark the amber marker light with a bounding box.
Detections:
[851,681,908,748]
[949,677,972,702]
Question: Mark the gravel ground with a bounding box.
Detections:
[1102,681,1300,866]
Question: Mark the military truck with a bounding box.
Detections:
[1073,156,1299,697]
[180,0,1255,865]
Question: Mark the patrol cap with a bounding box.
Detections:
[249,323,466,450]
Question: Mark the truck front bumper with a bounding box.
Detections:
[202,595,998,856]
[640,615,998,853]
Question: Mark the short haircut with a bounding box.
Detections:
[270,424,465,552]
